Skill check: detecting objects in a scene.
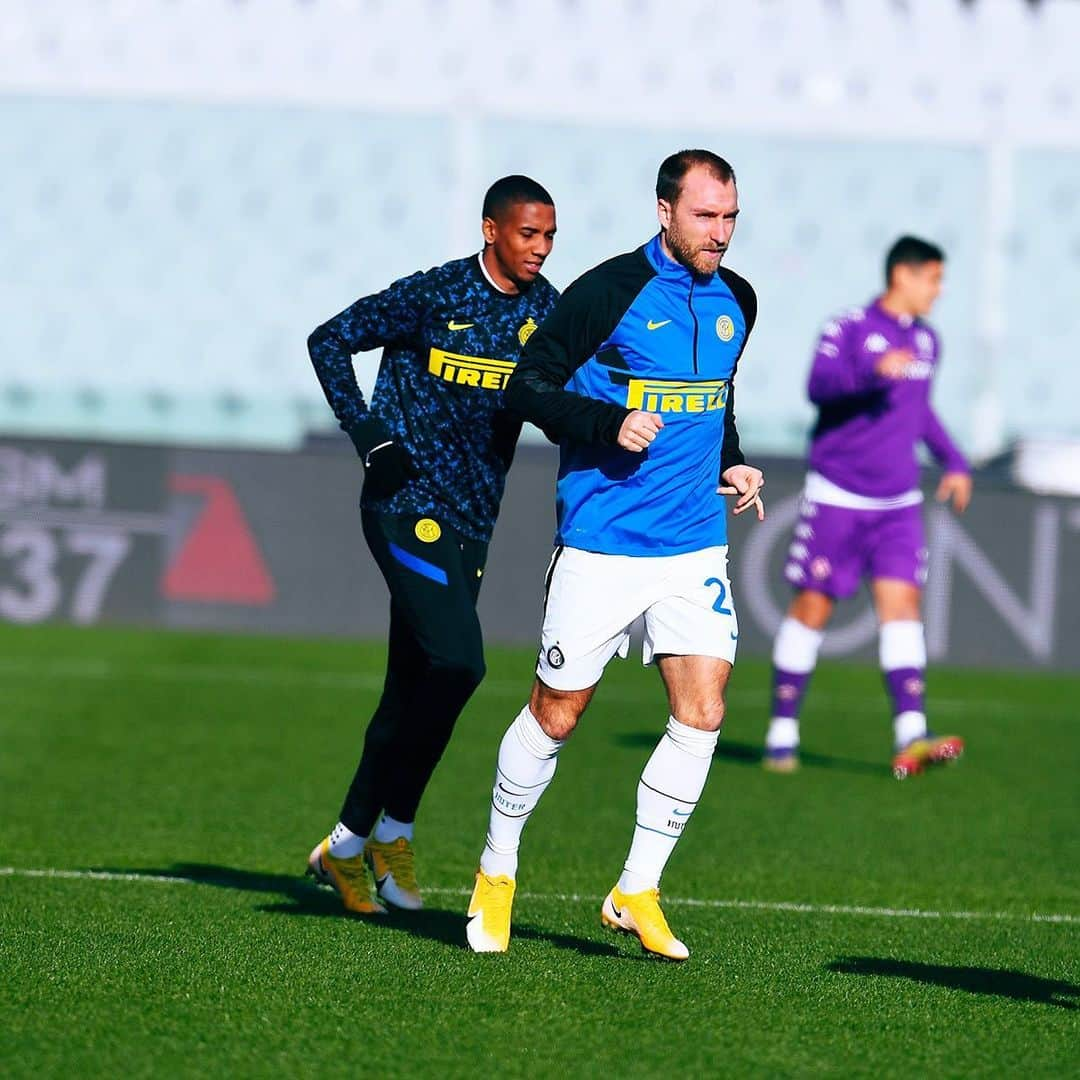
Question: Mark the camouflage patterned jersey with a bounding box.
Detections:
[308,254,559,541]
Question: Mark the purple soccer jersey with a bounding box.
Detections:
[807,300,968,498]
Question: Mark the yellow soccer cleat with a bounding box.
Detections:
[892,733,965,780]
[465,870,516,953]
[306,837,386,915]
[364,837,423,911]
[601,885,690,961]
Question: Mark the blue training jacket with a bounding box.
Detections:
[505,233,757,556]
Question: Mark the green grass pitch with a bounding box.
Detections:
[1,623,1077,1077]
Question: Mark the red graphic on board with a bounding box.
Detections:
[163,475,275,605]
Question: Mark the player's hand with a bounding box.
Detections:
[719,465,766,520]
[363,441,418,499]
[347,415,417,499]
[936,471,972,513]
[875,349,915,380]
[618,410,664,452]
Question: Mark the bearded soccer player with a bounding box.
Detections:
[464,150,765,960]
[763,236,972,780]
[305,176,558,914]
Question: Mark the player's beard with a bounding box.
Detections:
[665,218,725,279]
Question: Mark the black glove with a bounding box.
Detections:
[347,416,417,500]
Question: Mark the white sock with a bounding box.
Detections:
[618,716,719,895]
[328,821,366,858]
[773,616,824,673]
[765,716,800,751]
[894,710,928,748]
[766,618,824,750]
[373,815,413,844]
[879,619,927,669]
[880,620,928,749]
[480,705,564,879]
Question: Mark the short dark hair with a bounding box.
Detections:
[656,150,736,204]
[482,175,554,221]
[885,235,945,285]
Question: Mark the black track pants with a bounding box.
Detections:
[338,509,487,835]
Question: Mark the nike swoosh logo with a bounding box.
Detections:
[646,319,672,331]
[731,632,740,640]
[611,901,623,918]
[447,320,474,330]
[672,808,691,816]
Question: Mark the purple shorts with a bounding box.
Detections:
[783,498,927,599]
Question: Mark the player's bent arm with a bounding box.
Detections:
[308,272,426,455]
[806,322,884,404]
[922,406,970,476]
[719,382,746,474]
[712,273,757,475]
[505,270,637,446]
[506,347,630,446]
[924,406,972,512]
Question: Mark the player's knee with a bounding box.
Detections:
[428,650,486,696]
[674,698,726,733]
[790,590,833,630]
[876,596,921,623]
[362,716,397,753]
[529,683,586,741]
[536,709,578,741]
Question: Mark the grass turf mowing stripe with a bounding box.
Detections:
[0,655,1031,713]
[4,867,1076,925]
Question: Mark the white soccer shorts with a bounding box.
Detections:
[536,545,739,692]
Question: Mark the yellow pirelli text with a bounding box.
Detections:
[428,348,516,390]
[625,378,729,414]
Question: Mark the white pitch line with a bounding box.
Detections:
[0,866,198,885]
[1,867,1075,925]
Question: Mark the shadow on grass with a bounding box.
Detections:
[827,956,1079,1009]
[98,863,619,958]
[614,734,887,777]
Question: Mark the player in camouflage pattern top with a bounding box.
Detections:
[305,176,559,915]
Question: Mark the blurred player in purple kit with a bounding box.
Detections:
[763,236,972,779]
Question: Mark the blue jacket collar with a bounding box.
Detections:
[644,233,693,281]
[644,232,722,285]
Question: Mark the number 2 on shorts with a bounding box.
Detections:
[705,577,732,615]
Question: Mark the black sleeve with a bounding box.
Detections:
[717,267,758,476]
[307,270,426,440]
[505,251,654,446]
[720,383,745,474]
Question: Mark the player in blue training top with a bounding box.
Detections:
[464,151,765,960]
[305,176,559,915]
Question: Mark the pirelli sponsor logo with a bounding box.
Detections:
[625,378,729,414]
[428,348,516,390]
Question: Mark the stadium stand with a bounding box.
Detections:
[1,0,1078,454]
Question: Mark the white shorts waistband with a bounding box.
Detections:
[804,472,923,511]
